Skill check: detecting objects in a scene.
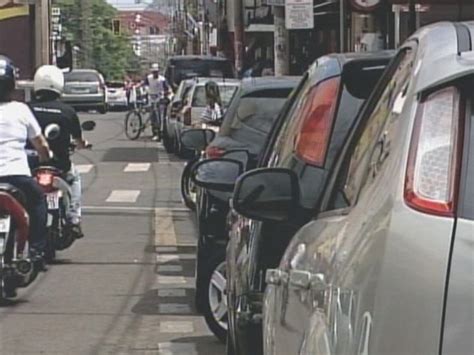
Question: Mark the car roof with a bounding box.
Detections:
[410,21,474,94]
[67,69,100,74]
[240,76,301,94]
[191,78,241,86]
[168,55,231,62]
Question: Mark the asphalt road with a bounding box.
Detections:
[0,111,225,355]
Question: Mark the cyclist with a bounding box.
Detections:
[29,65,90,239]
[0,55,51,272]
[144,63,170,141]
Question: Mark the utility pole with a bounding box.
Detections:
[80,0,92,68]
[234,0,245,75]
[274,5,289,76]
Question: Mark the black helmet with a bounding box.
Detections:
[0,55,16,96]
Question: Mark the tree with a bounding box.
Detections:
[54,0,141,80]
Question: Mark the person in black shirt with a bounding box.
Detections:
[29,65,89,238]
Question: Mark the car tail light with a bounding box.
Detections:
[34,170,57,193]
[183,107,192,125]
[294,77,340,166]
[405,86,463,217]
[206,145,225,159]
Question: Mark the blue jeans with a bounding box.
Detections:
[65,165,81,224]
[0,175,47,253]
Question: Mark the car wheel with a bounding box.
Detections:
[163,123,174,154]
[98,104,107,114]
[180,158,199,211]
[203,249,228,343]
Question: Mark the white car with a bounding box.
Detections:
[174,78,240,156]
[106,81,128,110]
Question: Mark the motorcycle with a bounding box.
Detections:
[0,184,38,300]
[32,121,95,262]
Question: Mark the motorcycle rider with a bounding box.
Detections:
[144,63,170,141]
[28,65,89,239]
[0,55,51,274]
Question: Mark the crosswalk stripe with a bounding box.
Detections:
[123,163,151,172]
[106,190,140,203]
[75,164,93,174]
[159,321,194,334]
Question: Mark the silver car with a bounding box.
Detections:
[232,21,474,354]
[62,69,108,114]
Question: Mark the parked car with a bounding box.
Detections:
[255,21,474,355]
[165,55,236,91]
[106,81,128,110]
[174,78,240,156]
[181,76,300,342]
[62,69,108,114]
[163,79,195,153]
[215,51,394,355]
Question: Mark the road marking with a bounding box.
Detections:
[75,164,94,174]
[158,289,186,297]
[154,208,178,246]
[158,303,192,315]
[159,321,194,334]
[156,254,180,264]
[157,276,187,285]
[158,342,197,355]
[106,190,141,203]
[158,264,183,273]
[124,163,151,172]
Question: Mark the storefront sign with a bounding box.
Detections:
[350,0,381,12]
[285,0,314,30]
[264,0,285,5]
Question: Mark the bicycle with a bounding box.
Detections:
[124,96,169,141]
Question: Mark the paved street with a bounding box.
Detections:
[0,111,224,355]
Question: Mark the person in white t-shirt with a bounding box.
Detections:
[0,55,51,272]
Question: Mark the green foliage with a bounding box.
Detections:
[54,0,141,80]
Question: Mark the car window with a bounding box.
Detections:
[341,48,415,206]
[219,89,292,150]
[107,82,123,88]
[192,85,238,108]
[65,72,99,82]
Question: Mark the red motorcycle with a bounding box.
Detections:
[0,184,38,300]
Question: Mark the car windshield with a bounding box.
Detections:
[192,85,238,108]
[219,88,292,149]
[169,60,234,83]
[65,72,100,83]
[107,82,123,88]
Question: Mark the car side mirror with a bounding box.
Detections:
[171,99,182,110]
[232,168,300,222]
[180,129,216,151]
[193,158,244,192]
[81,121,96,131]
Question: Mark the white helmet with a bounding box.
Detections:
[151,63,160,71]
[34,65,64,95]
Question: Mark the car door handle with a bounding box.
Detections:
[266,269,288,286]
[289,270,326,291]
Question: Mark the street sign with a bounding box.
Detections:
[285,0,314,30]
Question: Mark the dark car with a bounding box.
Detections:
[165,55,235,90]
[220,52,395,355]
[162,78,195,153]
[181,76,300,342]
[261,21,474,355]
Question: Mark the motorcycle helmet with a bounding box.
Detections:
[34,65,65,95]
[0,55,16,98]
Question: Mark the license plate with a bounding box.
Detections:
[0,216,10,233]
[71,88,89,94]
[46,192,60,210]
